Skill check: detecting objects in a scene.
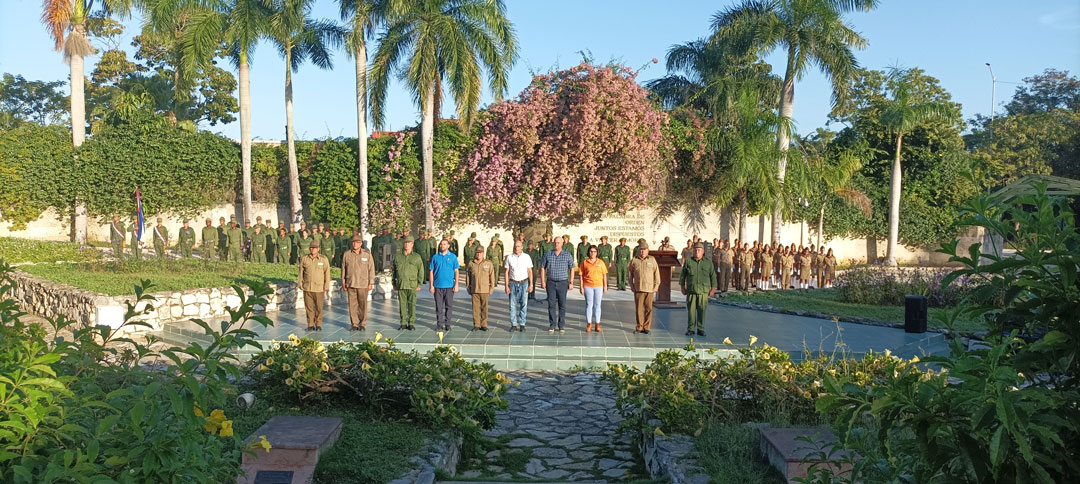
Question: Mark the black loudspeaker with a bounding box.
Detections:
[905,295,928,333]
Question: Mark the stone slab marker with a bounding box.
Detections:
[238,416,343,484]
[759,427,852,483]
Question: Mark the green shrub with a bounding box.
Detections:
[248,333,513,439]
[0,262,275,483]
[834,265,973,307]
[808,187,1080,483]
[0,237,101,264]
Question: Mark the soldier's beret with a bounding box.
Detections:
[310,240,321,248]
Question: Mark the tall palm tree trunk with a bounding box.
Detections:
[239,54,253,223]
[817,204,825,247]
[355,42,369,235]
[285,51,303,225]
[886,133,903,266]
[70,23,88,245]
[421,82,435,231]
[772,59,795,244]
[738,191,748,242]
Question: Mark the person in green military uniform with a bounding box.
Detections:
[217,217,228,260]
[615,237,632,290]
[463,232,479,266]
[562,234,575,261]
[250,224,267,263]
[128,218,143,260]
[415,231,434,283]
[487,233,505,286]
[539,233,554,256]
[447,231,459,256]
[178,220,196,258]
[679,242,717,337]
[275,227,290,264]
[200,218,216,261]
[526,240,541,299]
[287,225,300,264]
[576,235,590,266]
[394,229,410,256]
[263,218,276,262]
[392,235,425,331]
[240,219,253,261]
[108,215,126,260]
[297,228,312,256]
[152,218,170,259]
[227,221,244,262]
[598,236,613,266]
[320,227,335,267]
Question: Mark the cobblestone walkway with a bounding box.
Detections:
[451,370,642,482]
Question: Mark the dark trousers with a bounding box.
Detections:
[718,262,731,291]
[346,287,369,327]
[434,287,454,329]
[634,291,653,331]
[546,279,569,329]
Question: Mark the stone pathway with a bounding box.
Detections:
[449,370,642,482]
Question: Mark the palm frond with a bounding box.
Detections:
[41,0,74,50]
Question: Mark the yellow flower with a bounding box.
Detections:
[285,378,294,385]
[761,352,770,360]
[437,331,445,344]
[288,333,300,345]
[283,363,291,371]
[252,435,272,453]
[194,407,204,417]
[910,356,920,363]
[316,344,326,354]
[749,335,758,346]
[258,364,269,371]
[802,391,812,399]
[424,374,433,382]
[209,409,225,421]
[321,362,329,371]
[827,368,837,376]
[722,337,733,345]
[205,421,219,434]
[361,362,372,371]
[374,332,383,344]
[708,370,718,379]
[292,370,301,378]
[653,427,665,436]
[219,420,234,437]
[265,357,274,365]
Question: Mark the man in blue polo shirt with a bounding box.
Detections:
[429,238,460,331]
[540,236,577,334]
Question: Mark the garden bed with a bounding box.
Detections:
[0,237,102,264]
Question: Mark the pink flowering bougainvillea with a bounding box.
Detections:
[465,63,667,228]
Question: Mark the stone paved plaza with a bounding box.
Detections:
[158,281,946,369]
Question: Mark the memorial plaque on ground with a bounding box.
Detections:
[253,470,294,484]
[238,416,343,484]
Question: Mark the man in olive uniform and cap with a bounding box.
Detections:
[615,237,632,290]
[128,218,143,260]
[320,227,335,267]
[298,239,331,331]
[463,232,479,266]
[562,235,575,261]
[178,220,196,258]
[415,231,434,283]
[201,219,217,261]
[598,236,613,266]
[217,217,228,260]
[576,235,590,266]
[447,231,459,257]
[342,234,375,330]
[251,224,267,263]
[241,219,253,261]
[715,240,734,293]
[227,221,244,262]
[109,215,126,259]
[539,233,554,256]
[679,242,717,337]
[526,240,542,300]
[393,235,425,330]
[487,234,505,286]
[152,218,170,259]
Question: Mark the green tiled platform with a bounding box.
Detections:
[157,287,946,369]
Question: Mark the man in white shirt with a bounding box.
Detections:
[504,239,534,332]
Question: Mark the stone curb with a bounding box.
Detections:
[387,431,462,484]
[638,416,709,484]
[714,299,950,335]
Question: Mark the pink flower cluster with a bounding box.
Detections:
[465,63,667,226]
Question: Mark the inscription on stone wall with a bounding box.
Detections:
[593,215,647,241]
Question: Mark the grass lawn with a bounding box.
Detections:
[695,421,787,484]
[18,259,342,296]
[0,237,102,264]
[722,288,987,333]
[230,396,434,484]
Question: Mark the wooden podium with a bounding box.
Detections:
[651,250,684,308]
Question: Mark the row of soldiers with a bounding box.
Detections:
[692,237,838,291]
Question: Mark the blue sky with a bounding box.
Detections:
[2,0,1079,142]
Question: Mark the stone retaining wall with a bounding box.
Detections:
[7,269,395,332]
[639,416,710,484]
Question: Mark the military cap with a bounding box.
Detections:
[601,235,608,240]
[245,219,251,224]
[256,215,262,220]
[470,232,477,238]
[640,241,649,249]
[619,237,627,242]
[219,217,226,221]
[156,218,163,223]
[403,235,415,243]
[493,233,500,239]
[310,240,321,248]
[580,235,587,240]
[638,238,647,245]
[694,242,704,249]
[352,234,364,242]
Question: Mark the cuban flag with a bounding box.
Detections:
[135,187,144,243]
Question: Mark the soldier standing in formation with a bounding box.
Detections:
[217,217,228,260]
[679,242,716,336]
[227,221,243,262]
[629,242,660,334]
[614,238,631,290]
[251,225,266,263]
[598,236,613,271]
[466,246,495,331]
[447,231,459,256]
[128,218,142,260]
[321,226,336,267]
[151,218,169,259]
[759,246,774,290]
[561,234,575,262]
[714,240,732,293]
[297,240,330,331]
[576,235,590,266]
[393,236,424,330]
[276,228,291,264]
[526,240,542,300]
[201,219,216,261]
[342,234,375,331]
[780,247,794,290]
[178,220,195,258]
[487,234,504,286]
[798,248,813,289]
[109,215,126,259]
[463,233,479,266]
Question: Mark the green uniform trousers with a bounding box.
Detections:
[202,243,214,261]
[228,245,242,262]
[131,245,141,261]
[252,248,266,263]
[277,246,290,264]
[616,262,628,289]
[112,242,124,259]
[398,289,417,327]
[686,294,709,331]
[180,245,193,258]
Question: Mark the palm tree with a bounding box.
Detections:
[268,0,345,225]
[181,0,270,222]
[41,0,129,245]
[713,89,783,241]
[369,0,518,230]
[338,0,399,235]
[786,130,871,247]
[711,0,877,244]
[879,68,959,265]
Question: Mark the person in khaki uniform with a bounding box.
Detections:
[200,219,217,261]
[816,246,828,288]
[298,240,331,331]
[780,248,794,290]
[738,244,754,291]
[759,246,774,290]
[680,242,717,336]
[798,248,813,289]
[714,241,733,292]
[628,242,660,334]
[342,234,375,330]
[466,246,495,330]
[227,222,244,262]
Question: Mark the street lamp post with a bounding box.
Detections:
[985,63,997,144]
